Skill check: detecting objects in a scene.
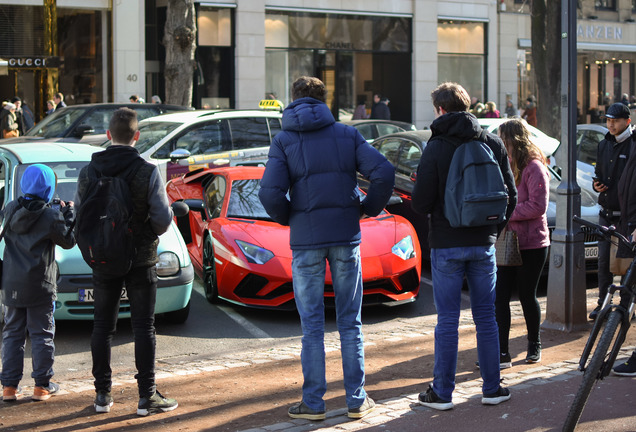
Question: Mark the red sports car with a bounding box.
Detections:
[166,166,421,309]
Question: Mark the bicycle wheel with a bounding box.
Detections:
[562,310,622,432]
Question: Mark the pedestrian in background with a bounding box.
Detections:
[129,95,140,103]
[411,82,517,410]
[1,103,19,138]
[151,95,162,104]
[484,101,500,118]
[11,97,34,135]
[494,118,550,367]
[46,100,56,116]
[259,76,394,421]
[53,93,66,111]
[1,164,76,402]
[522,96,537,127]
[504,100,518,118]
[75,108,177,416]
[352,96,368,119]
[590,103,633,321]
[370,93,391,120]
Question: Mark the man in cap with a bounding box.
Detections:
[591,102,633,321]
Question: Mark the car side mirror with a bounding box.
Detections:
[552,165,563,177]
[73,124,95,137]
[169,148,191,163]
[171,201,189,218]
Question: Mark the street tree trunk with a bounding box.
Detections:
[164,0,196,107]
[531,0,561,138]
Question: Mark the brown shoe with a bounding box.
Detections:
[3,386,23,402]
[32,382,59,401]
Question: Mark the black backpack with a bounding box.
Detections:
[444,131,509,228]
[76,161,144,276]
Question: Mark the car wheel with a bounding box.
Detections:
[203,235,219,303]
[164,299,190,324]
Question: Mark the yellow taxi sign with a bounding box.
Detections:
[259,99,285,111]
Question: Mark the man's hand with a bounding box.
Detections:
[593,180,608,193]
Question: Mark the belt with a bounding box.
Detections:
[601,208,621,218]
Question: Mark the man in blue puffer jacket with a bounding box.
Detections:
[259,76,394,421]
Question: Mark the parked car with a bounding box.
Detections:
[477,118,560,158]
[165,166,421,309]
[0,141,195,322]
[133,104,284,182]
[341,119,417,142]
[1,103,192,146]
[361,130,600,272]
[551,123,608,169]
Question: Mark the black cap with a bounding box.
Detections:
[604,103,631,119]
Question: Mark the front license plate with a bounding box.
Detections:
[78,288,128,303]
[585,246,598,259]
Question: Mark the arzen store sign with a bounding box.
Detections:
[577,21,636,44]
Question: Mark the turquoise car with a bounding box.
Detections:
[0,142,194,323]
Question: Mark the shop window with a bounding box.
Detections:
[595,0,616,10]
[437,21,485,103]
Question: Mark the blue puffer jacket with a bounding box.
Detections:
[259,97,395,250]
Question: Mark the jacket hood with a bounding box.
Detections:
[90,145,142,176]
[281,97,335,133]
[20,163,56,202]
[430,111,482,145]
[9,197,47,234]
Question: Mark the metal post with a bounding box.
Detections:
[543,0,588,332]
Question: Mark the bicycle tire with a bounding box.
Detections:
[562,310,622,432]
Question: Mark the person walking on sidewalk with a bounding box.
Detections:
[259,76,394,421]
[75,108,177,416]
[495,119,550,367]
[411,82,517,410]
[590,102,633,321]
[611,104,636,377]
[1,164,76,402]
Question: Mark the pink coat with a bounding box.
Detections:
[507,158,550,250]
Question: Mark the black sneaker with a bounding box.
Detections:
[137,391,178,416]
[476,353,512,370]
[348,396,376,419]
[94,390,114,413]
[418,385,453,411]
[589,305,602,320]
[482,386,511,405]
[526,342,542,363]
[288,401,326,420]
[613,353,636,377]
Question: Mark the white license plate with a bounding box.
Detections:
[585,246,598,259]
[78,288,128,303]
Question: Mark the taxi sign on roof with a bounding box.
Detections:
[259,99,285,111]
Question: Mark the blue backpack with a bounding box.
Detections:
[444,132,508,228]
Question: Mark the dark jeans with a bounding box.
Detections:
[495,247,548,354]
[91,266,157,398]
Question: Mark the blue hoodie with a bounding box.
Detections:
[21,163,56,202]
[258,97,395,250]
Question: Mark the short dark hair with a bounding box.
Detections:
[129,94,139,102]
[109,108,138,144]
[54,92,64,101]
[292,76,327,102]
[431,82,471,113]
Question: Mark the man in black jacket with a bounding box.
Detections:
[411,82,517,410]
[590,102,632,321]
[76,108,177,416]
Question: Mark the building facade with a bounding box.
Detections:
[0,0,634,127]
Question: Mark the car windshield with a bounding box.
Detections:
[226,179,272,220]
[26,108,85,138]
[136,121,182,153]
[15,161,89,202]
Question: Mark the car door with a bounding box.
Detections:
[394,138,423,194]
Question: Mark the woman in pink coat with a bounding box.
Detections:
[495,118,550,368]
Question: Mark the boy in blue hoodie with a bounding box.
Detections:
[1,164,76,402]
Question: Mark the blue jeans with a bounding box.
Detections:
[1,302,55,387]
[292,245,366,412]
[430,245,501,401]
[91,266,157,398]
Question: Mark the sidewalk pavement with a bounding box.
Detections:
[1,290,636,431]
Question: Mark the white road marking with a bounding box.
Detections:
[216,305,273,339]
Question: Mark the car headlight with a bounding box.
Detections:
[236,240,274,264]
[156,252,180,276]
[392,235,416,260]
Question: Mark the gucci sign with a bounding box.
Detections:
[7,57,60,68]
